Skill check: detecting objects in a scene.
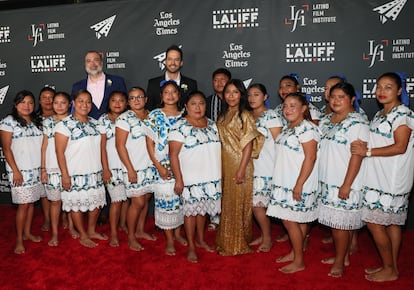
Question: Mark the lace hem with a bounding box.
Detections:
[183,199,221,217]
[362,207,407,226]
[11,184,43,204]
[253,195,270,207]
[318,204,364,230]
[61,186,106,212]
[154,210,183,229]
[126,185,153,198]
[267,204,318,223]
[107,183,127,202]
[46,187,61,201]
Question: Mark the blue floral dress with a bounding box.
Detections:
[168,118,222,217]
[98,113,127,202]
[253,109,283,207]
[318,112,369,230]
[361,105,414,225]
[0,115,44,204]
[144,109,183,229]
[55,115,106,212]
[267,119,320,223]
[116,110,156,197]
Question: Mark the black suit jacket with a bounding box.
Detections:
[206,93,225,121]
[146,75,197,110]
[71,74,127,119]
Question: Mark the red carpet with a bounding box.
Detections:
[0,205,413,290]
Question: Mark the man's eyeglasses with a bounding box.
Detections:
[128,95,146,101]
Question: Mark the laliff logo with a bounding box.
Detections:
[154,11,180,36]
[90,15,116,39]
[362,77,414,99]
[0,59,6,77]
[28,24,45,47]
[212,8,259,29]
[286,42,335,62]
[222,43,251,68]
[0,85,9,104]
[0,26,11,43]
[373,0,407,24]
[285,5,308,32]
[363,40,389,68]
[152,45,183,70]
[30,55,66,73]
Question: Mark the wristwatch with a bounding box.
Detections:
[366,148,372,157]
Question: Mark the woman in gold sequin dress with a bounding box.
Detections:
[215,79,264,256]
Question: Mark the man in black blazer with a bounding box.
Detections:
[146,45,197,110]
[71,50,127,119]
[206,68,231,121]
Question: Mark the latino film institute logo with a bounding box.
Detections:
[27,23,65,47]
[363,40,389,68]
[212,8,259,29]
[90,15,116,39]
[373,0,407,24]
[152,45,183,71]
[285,3,337,32]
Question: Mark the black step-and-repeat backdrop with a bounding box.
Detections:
[0,0,413,225]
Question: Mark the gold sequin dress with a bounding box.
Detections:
[215,108,264,256]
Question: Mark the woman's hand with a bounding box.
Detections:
[350,139,367,157]
[159,166,170,181]
[12,169,23,187]
[61,174,71,191]
[292,184,303,201]
[235,168,246,184]
[102,168,112,184]
[41,170,48,184]
[338,184,351,200]
[127,169,137,183]
[174,178,184,195]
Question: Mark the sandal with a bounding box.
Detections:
[207,223,218,231]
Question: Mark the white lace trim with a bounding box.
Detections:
[183,199,221,217]
[362,207,407,226]
[154,210,184,229]
[61,186,106,212]
[267,204,318,223]
[253,195,270,207]
[46,187,61,201]
[11,184,43,204]
[126,185,153,198]
[318,204,364,230]
[107,183,127,202]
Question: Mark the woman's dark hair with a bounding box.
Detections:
[36,86,56,116]
[247,83,267,96]
[182,90,207,117]
[106,90,128,114]
[284,92,312,121]
[280,74,300,86]
[129,86,146,96]
[330,82,356,99]
[159,80,181,109]
[219,79,251,124]
[73,89,92,101]
[12,90,42,129]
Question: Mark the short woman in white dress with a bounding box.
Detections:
[145,80,186,255]
[0,90,44,254]
[351,72,414,282]
[55,89,106,248]
[247,83,282,252]
[40,92,78,246]
[99,91,128,247]
[267,92,320,274]
[116,87,156,251]
[318,82,370,278]
[169,91,222,263]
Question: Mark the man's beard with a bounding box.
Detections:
[86,65,103,76]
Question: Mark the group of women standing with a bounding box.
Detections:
[0,72,412,283]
